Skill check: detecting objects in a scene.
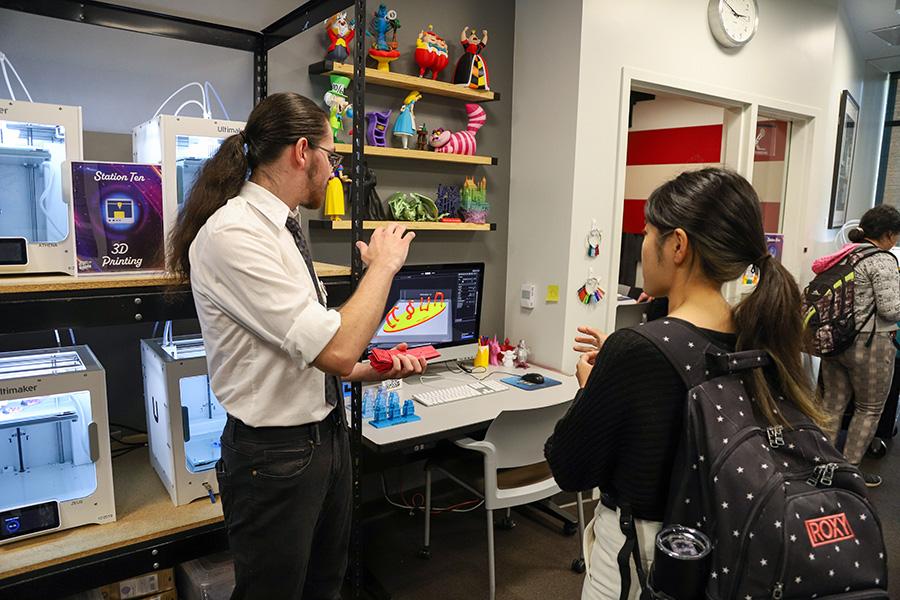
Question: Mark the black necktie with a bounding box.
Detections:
[285,216,342,410]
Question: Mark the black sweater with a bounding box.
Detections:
[545,321,736,521]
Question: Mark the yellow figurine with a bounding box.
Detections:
[324,165,350,221]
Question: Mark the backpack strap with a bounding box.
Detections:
[630,319,771,388]
[849,244,897,349]
[616,502,651,600]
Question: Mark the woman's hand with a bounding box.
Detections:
[575,351,598,389]
[573,325,608,354]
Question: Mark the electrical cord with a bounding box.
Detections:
[152,82,210,120]
[204,81,230,120]
[0,52,34,102]
[380,473,483,514]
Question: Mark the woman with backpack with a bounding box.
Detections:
[545,168,826,600]
[818,204,900,488]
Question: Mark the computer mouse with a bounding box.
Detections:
[521,373,544,385]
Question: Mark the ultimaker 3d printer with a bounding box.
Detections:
[0,99,83,275]
[141,332,225,506]
[0,346,115,545]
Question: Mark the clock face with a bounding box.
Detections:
[709,0,759,47]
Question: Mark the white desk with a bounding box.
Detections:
[358,364,579,453]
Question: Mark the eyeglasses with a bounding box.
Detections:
[308,142,344,169]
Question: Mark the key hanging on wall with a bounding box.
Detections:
[586,220,602,258]
[576,269,604,305]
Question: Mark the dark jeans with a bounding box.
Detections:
[217,409,351,600]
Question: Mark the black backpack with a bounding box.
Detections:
[801,245,894,357]
[621,319,888,600]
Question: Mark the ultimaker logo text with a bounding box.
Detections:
[0,384,37,396]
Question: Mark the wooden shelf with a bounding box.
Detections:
[334,143,496,166]
[0,262,349,294]
[310,220,496,231]
[0,448,223,581]
[309,61,498,103]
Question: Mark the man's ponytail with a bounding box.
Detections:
[167,92,329,282]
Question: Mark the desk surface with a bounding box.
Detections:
[0,448,223,581]
[360,364,579,452]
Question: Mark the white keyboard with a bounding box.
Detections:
[413,380,509,407]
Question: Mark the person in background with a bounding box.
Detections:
[545,168,823,600]
[818,205,900,488]
[167,92,426,600]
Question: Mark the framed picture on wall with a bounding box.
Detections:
[828,90,860,229]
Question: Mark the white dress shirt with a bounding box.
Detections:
[189,181,341,427]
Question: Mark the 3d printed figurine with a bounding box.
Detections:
[324,75,352,142]
[416,124,429,150]
[324,12,355,62]
[366,109,392,147]
[415,25,449,80]
[367,4,401,72]
[429,103,486,155]
[436,184,460,216]
[514,340,530,368]
[460,176,488,223]
[324,165,351,221]
[393,91,422,150]
[453,26,489,90]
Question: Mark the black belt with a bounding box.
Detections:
[227,408,341,446]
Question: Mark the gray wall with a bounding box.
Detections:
[0,1,514,429]
[268,0,515,338]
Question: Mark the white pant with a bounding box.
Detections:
[581,503,662,600]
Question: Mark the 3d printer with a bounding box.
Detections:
[0,346,115,545]
[141,331,225,506]
[132,114,245,261]
[0,99,83,275]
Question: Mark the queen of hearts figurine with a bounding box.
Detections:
[453,26,489,90]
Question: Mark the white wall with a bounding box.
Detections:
[508,0,875,373]
[504,0,583,368]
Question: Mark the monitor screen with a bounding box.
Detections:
[368,263,484,352]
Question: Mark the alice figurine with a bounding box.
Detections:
[453,26,489,90]
[392,91,422,150]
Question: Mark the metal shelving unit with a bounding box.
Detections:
[0,1,362,598]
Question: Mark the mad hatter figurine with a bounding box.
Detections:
[324,75,352,142]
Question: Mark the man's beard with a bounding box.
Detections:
[304,162,326,210]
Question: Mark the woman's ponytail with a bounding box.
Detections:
[734,255,825,427]
[645,168,823,427]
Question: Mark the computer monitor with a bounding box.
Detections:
[368,262,484,364]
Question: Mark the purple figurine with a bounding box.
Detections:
[366,109,392,147]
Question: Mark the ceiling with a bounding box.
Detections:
[843,0,900,73]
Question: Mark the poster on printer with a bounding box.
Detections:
[69,161,164,274]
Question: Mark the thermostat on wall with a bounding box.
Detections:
[521,283,536,309]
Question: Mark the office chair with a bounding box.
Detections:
[421,402,585,600]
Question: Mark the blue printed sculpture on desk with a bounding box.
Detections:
[368,387,421,429]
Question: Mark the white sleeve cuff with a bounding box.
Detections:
[282,303,342,369]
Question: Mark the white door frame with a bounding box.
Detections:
[605,67,821,330]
